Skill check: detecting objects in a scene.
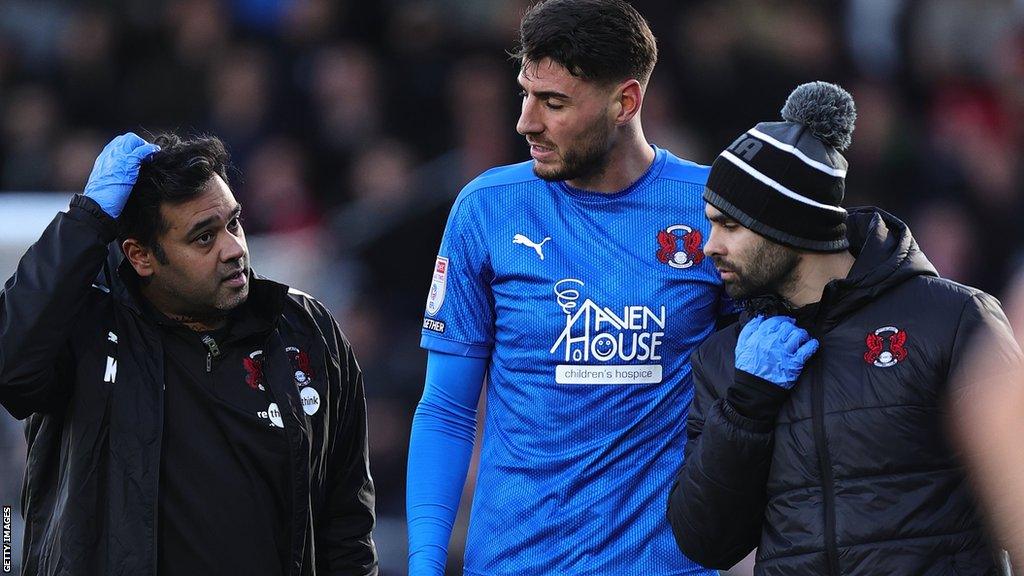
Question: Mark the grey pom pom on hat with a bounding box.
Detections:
[781,81,857,151]
[704,81,858,252]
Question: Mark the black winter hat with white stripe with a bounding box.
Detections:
[704,81,857,252]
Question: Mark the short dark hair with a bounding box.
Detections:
[118,133,232,261]
[513,0,658,85]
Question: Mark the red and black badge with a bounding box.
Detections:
[864,326,908,367]
[656,225,704,269]
[286,346,316,386]
[243,350,265,390]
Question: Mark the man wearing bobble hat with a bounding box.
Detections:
[667,82,1020,575]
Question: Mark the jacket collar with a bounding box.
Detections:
[823,207,937,322]
[738,207,939,330]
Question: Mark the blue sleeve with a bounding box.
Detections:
[406,350,488,575]
[420,189,495,357]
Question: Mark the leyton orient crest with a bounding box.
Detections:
[864,326,908,368]
[656,225,704,269]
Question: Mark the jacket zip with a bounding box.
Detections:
[810,291,840,576]
[811,360,840,575]
[202,335,221,373]
[152,333,220,574]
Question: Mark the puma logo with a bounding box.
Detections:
[513,233,551,260]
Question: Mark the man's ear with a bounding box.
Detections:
[613,79,644,125]
[122,238,156,278]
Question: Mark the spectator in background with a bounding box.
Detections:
[910,200,981,286]
[1,84,60,190]
[207,43,275,169]
[840,80,917,212]
[52,130,105,192]
[54,8,120,129]
[119,0,220,129]
[447,56,516,182]
[241,135,320,234]
[307,42,384,208]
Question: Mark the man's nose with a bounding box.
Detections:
[516,98,542,136]
[221,232,245,262]
[704,228,724,258]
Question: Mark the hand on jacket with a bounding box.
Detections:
[735,315,818,389]
[84,132,161,218]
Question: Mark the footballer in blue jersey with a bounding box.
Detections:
[407,1,728,575]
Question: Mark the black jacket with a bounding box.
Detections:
[668,208,1019,575]
[0,195,377,575]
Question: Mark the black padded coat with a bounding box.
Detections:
[668,207,1018,575]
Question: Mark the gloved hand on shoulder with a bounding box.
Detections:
[83,132,161,218]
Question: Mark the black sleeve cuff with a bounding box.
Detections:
[69,194,118,242]
[726,370,791,422]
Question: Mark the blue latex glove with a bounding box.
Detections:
[735,315,819,389]
[83,132,161,218]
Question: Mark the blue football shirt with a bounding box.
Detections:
[421,146,723,575]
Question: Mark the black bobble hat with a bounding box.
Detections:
[704,81,857,252]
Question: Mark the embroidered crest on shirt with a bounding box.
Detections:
[656,225,704,269]
[513,233,551,260]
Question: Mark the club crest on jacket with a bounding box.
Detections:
[243,350,266,390]
[864,326,908,367]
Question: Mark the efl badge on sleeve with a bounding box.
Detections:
[426,256,449,316]
[656,225,704,269]
[864,326,908,368]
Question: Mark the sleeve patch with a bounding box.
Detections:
[423,318,446,333]
[425,256,449,316]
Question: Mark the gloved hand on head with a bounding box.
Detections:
[83,132,161,218]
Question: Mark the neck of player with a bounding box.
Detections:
[568,123,655,194]
[780,250,857,308]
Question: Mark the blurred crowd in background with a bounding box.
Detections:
[1,0,1022,574]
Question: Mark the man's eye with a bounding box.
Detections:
[546,101,564,110]
[196,232,214,245]
[518,89,528,98]
[228,217,240,230]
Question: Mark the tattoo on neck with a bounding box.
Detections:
[168,313,225,332]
